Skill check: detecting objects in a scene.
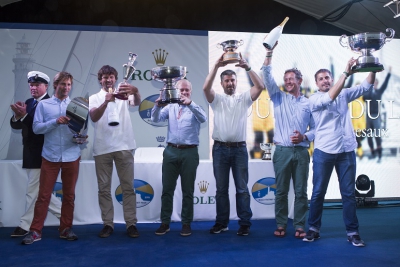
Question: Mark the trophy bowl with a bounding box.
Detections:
[66,97,89,142]
[151,66,186,104]
[217,39,244,64]
[339,28,395,72]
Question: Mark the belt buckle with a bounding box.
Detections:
[225,142,231,147]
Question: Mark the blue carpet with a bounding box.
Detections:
[1,206,399,267]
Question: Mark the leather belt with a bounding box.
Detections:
[214,141,246,147]
[168,143,197,149]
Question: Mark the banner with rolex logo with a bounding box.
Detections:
[0,27,210,161]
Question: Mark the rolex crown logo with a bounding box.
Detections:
[156,136,166,142]
[152,49,168,66]
[198,181,209,194]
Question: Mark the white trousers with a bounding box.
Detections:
[19,168,62,231]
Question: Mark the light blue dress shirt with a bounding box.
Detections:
[33,95,81,162]
[151,102,207,145]
[309,80,373,154]
[262,65,315,147]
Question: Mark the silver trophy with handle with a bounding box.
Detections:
[151,66,186,104]
[339,28,395,72]
[260,143,273,160]
[66,97,89,143]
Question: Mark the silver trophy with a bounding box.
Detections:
[260,143,272,160]
[108,52,138,126]
[217,40,244,64]
[66,97,89,143]
[114,52,138,100]
[339,28,395,73]
[151,66,186,104]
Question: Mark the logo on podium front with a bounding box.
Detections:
[115,179,154,208]
[252,177,276,205]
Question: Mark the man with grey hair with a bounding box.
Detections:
[10,71,61,238]
[151,79,207,237]
[262,42,315,239]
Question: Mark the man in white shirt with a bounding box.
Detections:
[203,53,264,236]
[89,65,141,238]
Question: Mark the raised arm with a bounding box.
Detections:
[328,58,358,100]
[203,54,227,103]
[236,55,264,101]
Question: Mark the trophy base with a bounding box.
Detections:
[261,153,272,160]
[159,99,182,104]
[222,58,240,64]
[114,93,129,100]
[352,63,384,73]
[222,52,240,64]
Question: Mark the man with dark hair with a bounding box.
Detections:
[303,58,375,247]
[151,79,207,237]
[89,65,142,238]
[22,71,86,245]
[10,71,61,238]
[203,54,264,236]
[262,43,315,239]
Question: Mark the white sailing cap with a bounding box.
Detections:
[27,71,50,84]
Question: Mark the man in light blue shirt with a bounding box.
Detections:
[22,72,87,245]
[262,43,315,239]
[303,58,375,247]
[151,79,207,237]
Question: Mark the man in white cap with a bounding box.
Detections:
[10,71,62,238]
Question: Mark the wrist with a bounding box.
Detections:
[343,71,350,78]
[245,66,251,72]
[266,52,273,58]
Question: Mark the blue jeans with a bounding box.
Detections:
[308,149,359,234]
[212,143,252,227]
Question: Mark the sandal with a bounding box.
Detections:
[295,229,306,239]
[274,228,286,238]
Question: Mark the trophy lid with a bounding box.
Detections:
[151,66,187,82]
